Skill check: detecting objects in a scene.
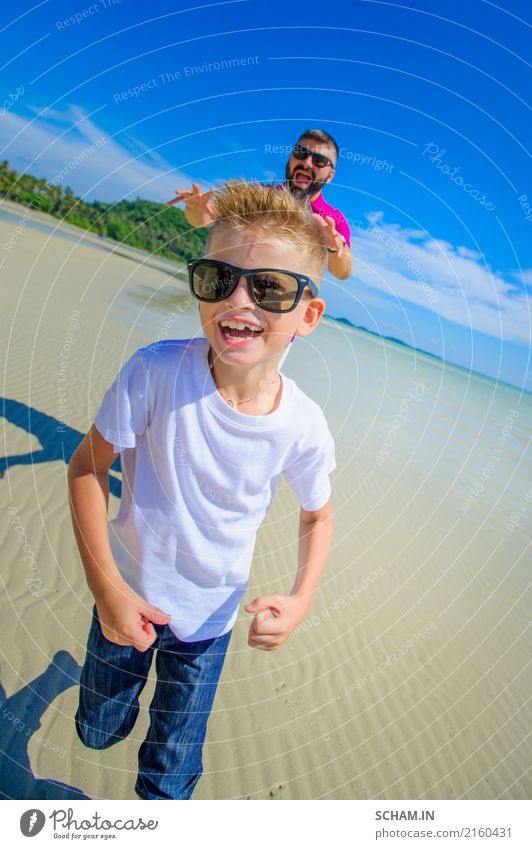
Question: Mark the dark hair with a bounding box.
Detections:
[297,128,339,161]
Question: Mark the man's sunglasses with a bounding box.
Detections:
[187,259,319,313]
[292,144,334,169]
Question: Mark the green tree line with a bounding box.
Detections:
[0,160,207,262]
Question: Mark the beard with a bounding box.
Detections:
[285,162,327,201]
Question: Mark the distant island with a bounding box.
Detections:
[0,159,207,263]
[329,315,444,363]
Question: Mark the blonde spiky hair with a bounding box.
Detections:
[206,179,328,282]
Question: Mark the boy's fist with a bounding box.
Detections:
[245,594,309,651]
[95,582,171,652]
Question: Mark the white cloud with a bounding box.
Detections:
[516,269,532,288]
[350,215,532,346]
[0,104,195,203]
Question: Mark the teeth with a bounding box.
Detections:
[221,321,262,332]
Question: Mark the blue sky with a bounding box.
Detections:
[1,0,531,389]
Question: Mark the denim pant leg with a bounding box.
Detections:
[75,606,155,750]
[135,628,232,800]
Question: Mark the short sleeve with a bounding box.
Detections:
[94,352,150,453]
[283,413,336,512]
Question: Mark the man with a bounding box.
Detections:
[166,129,352,280]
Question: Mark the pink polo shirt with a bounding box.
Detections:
[272,183,351,247]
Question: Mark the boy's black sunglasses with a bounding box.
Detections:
[187,259,319,313]
[292,144,334,169]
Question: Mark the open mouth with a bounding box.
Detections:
[219,320,264,343]
[293,169,312,187]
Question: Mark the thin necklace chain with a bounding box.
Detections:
[208,348,279,410]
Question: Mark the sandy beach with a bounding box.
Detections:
[1,200,531,801]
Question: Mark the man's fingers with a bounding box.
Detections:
[312,212,327,227]
[165,189,192,206]
[165,192,189,206]
[324,215,338,234]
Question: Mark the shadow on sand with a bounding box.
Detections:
[1,397,121,497]
[1,398,118,798]
[0,650,89,799]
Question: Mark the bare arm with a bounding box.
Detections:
[291,500,335,603]
[68,424,123,597]
[328,242,353,280]
[68,425,170,650]
[312,213,353,280]
[245,500,334,650]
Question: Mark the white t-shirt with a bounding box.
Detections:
[94,338,335,641]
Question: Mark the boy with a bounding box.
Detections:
[68,180,335,800]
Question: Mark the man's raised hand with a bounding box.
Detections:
[312,213,345,257]
[165,182,215,226]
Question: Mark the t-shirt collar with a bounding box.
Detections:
[200,340,291,428]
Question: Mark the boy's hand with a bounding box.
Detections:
[312,213,345,257]
[244,594,309,651]
[94,581,171,653]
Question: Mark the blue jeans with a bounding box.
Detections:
[75,606,231,800]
